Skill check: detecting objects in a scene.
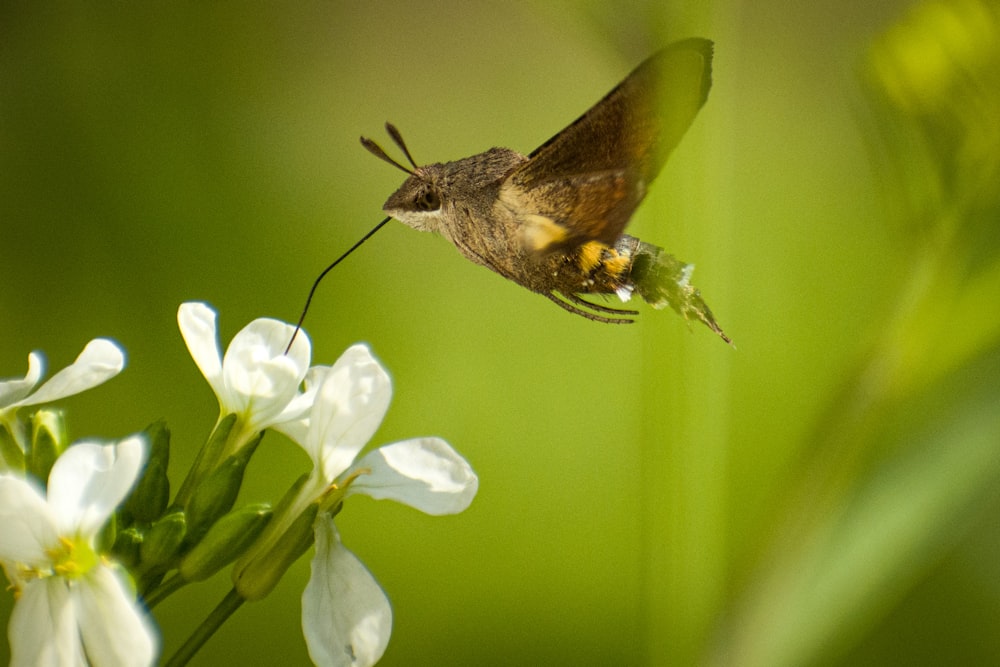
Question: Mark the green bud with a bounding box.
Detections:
[140,511,187,568]
[0,422,25,473]
[27,408,67,483]
[124,420,171,523]
[270,472,310,519]
[112,526,144,569]
[179,503,273,582]
[233,502,318,601]
[185,433,261,544]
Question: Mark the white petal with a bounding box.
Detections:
[9,578,83,667]
[273,416,309,449]
[303,514,391,667]
[0,475,58,566]
[221,318,310,426]
[347,438,478,515]
[178,302,226,403]
[307,345,391,483]
[265,365,330,446]
[17,339,125,407]
[74,565,158,667]
[47,437,147,538]
[273,364,330,443]
[0,351,44,409]
[303,364,332,392]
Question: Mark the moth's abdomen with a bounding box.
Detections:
[558,235,730,342]
[572,240,635,295]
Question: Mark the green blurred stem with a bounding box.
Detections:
[780,246,939,540]
[164,588,245,667]
[144,573,187,609]
[763,204,995,589]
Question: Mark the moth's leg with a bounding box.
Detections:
[564,292,639,316]
[542,292,636,324]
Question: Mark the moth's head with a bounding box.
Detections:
[361,123,445,233]
[381,170,445,232]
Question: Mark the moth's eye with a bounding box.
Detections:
[415,189,440,211]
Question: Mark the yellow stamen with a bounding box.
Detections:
[319,467,370,513]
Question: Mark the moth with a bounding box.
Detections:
[362,38,729,342]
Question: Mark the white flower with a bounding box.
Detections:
[177,302,314,446]
[297,344,477,667]
[239,344,477,666]
[0,437,157,666]
[0,339,125,442]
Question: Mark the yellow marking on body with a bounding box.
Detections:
[522,214,568,252]
[601,251,631,278]
[577,241,606,273]
[577,243,631,280]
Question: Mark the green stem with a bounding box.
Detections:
[144,573,187,609]
[164,588,245,667]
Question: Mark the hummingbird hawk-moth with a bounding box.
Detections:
[361,38,729,342]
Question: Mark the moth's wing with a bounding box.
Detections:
[505,38,713,252]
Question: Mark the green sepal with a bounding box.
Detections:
[140,510,187,568]
[179,503,273,582]
[173,412,238,507]
[184,432,262,545]
[26,408,66,483]
[232,501,318,602]
[123,420,172,524]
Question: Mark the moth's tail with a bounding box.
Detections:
[619,236,732,344]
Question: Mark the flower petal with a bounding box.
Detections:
[303,514,391,667]
[306,345,391,483]
[47,436,147,538]
[347,438,478,515]
[9,578,82,667]
[221,317,310,426]
[0,475,59,566]
[17,339,124,407]
[74,565,158,666]
[0,352,44,410]
[178,302,226,402]
[273,416,309,451]
[272,365,330,446]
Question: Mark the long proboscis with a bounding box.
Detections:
[285,216,392,354]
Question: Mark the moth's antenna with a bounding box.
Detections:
[361,123,417,176]
[384,122,419,170]
[285,216,392,354]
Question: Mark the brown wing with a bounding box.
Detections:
[505,38,713,252]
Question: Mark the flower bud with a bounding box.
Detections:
[27,408,67,483]
[140,510,187,568]
[179,503,272,582]
[185,434,261,544]
[112,526,144,569]
[0,425,25,472]
[232,502,318,601]
[124,420,171,523]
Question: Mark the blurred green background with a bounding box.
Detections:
[3,0,1000,665]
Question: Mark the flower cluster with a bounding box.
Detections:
[0,302,479,666]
